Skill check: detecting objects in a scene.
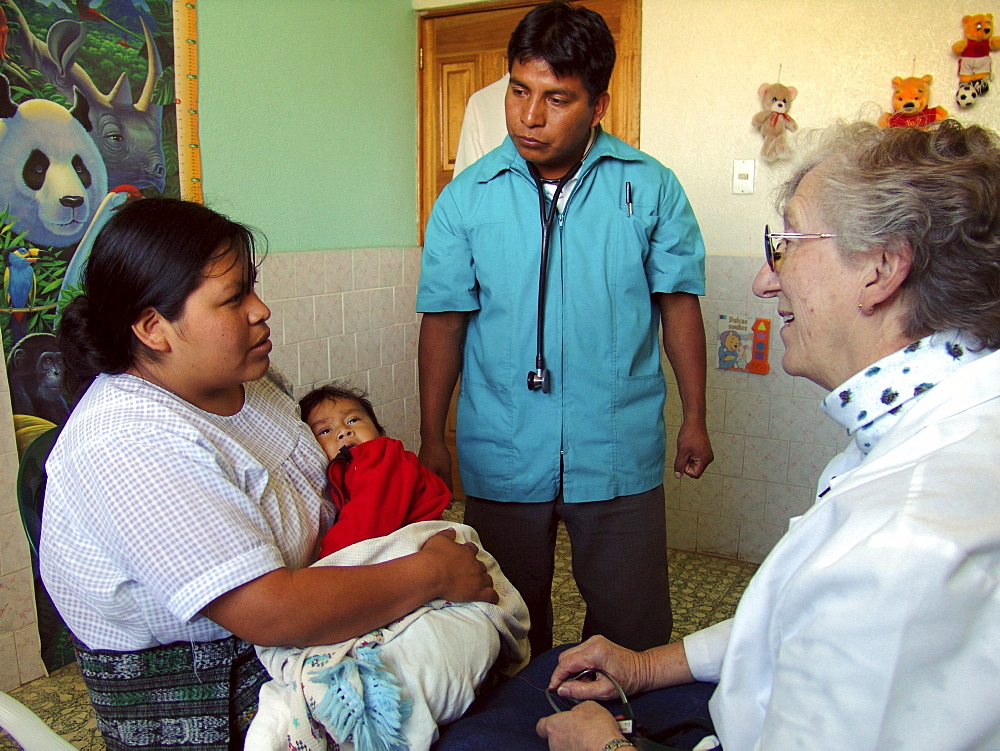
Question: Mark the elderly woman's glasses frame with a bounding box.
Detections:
[764,225,840,272]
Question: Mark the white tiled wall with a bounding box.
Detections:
[663,254,846,563]
[260,246,843,568]
[258,246,424,450]
[0,345,45,690]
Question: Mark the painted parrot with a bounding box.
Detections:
[5,246,38,322]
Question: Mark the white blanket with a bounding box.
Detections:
[246,521,530,751]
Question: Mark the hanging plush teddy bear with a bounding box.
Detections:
[953,13,1000,104]
[752,82,798,162]
[877,75,948,129]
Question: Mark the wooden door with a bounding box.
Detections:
[416,0,641,498]
[417,0,641,238]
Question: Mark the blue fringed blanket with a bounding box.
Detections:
[246,521,530,751]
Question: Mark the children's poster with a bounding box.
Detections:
[717,313,771,375]
[0,0,200,671]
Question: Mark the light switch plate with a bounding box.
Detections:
[733,159,755,195]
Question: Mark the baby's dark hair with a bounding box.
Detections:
[299,382,386,436]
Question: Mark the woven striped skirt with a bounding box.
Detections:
[74,635,268,750]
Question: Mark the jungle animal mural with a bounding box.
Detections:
[1,0,179,423]
[6,0,166,192]
[0,0,185,671]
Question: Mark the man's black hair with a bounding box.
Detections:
[507,0,616,102]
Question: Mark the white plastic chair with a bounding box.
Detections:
[0,690,76,750]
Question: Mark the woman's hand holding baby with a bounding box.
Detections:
[421,528,499,605]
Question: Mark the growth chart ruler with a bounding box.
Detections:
[173,1,202,203]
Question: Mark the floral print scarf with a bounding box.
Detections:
[822,331,994,455]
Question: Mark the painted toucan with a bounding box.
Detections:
[4,246,38,321]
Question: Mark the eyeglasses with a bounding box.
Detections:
[764,224,841,272]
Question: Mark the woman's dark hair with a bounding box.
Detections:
[299,383,386,437]
[507,0,616,102]
[58,197,264,405]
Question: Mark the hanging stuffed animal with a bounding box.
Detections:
[877,75,948,129]
[953,13,1000,104]
[752,82,798,162]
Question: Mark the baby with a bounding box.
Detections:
[247,384,528,751]
[300,384,452,557]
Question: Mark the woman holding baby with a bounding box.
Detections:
[39,197,496,749]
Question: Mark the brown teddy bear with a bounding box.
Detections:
[877,75,948,129]
[752,82,798,162]
[953,13,1000,97]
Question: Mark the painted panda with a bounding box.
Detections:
[0,75,107,248]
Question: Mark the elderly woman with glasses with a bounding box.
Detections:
[436,119,1000,751]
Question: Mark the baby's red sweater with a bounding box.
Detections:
[319,436,451,558]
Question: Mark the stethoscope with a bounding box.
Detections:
[525,159,583,393]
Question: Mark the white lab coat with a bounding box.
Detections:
[684,349,1000,750]
[453,74,509,176]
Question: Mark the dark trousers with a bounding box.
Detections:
[435,643,717,750]
[464,485,672,658]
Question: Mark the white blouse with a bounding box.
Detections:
[41,370,329,651]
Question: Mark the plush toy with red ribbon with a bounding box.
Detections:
[752,82,798,162]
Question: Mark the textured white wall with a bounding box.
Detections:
[640,0,1000,559]
[414,0,999,256]
[640,0,999,260]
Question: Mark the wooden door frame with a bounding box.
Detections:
[416,0,641,241]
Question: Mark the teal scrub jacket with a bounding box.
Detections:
[417,129,706,503]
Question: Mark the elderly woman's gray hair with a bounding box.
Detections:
[780,119,1000,348]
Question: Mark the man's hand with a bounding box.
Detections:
[536,701,627,751]
[656,292,713,480]
[418,439,453,490]
[673,418,713,479]
[419,528,498,604]
[418,311,467,490]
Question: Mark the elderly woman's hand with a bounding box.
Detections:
[536,700,628,751]
[420,528,499,604]
[548,636,651,700]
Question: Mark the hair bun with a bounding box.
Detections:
[58,292,131,404]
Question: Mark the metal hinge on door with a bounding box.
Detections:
[418,47,424,69]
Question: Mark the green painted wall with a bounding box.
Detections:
[197,0,417,252]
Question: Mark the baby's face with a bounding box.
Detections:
[307,398,381,459]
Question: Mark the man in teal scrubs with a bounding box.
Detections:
[417,0,713,658]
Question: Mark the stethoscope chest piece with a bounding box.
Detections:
[527,367,550,393]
